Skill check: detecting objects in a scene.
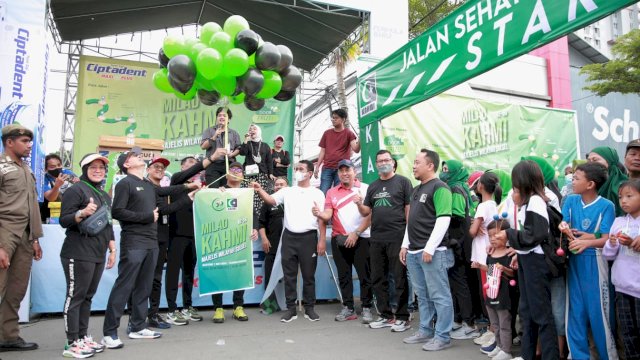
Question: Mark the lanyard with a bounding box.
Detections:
[81,181,109,207]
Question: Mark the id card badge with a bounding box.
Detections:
[162,215,168,225]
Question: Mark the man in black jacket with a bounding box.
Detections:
[165,148,227,326]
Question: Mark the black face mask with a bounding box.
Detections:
[48,168,62,178]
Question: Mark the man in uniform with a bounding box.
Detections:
[0,124,43,352]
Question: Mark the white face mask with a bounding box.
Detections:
[295,171,306,183]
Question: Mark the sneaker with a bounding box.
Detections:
[391,319,411,332]
[451,322,481,340]
[147,314,171,329]
[474,330,495,345]
[369,317,395,329]
[62,340,95,358]
[476,317,490,327]
[128,328,162,339]
[361,307,374,324]
[480,341,497,354]
[403,331,433,344]
[452,321,463,331]
[304,307,320,322]
[512,335,521,346]
[213,308,225,323]
[181,307,203,322]
[422,338,452,351]
[492,350,512,360]
[334,306,357,322]
[81,336,105,353]
[233,306,249,321]
[487,346,502,357]
[280,308,297,323]
[100,336,123,349]
[166,310,189,326]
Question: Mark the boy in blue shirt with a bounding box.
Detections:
[560,162,617,360]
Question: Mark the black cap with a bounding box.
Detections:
[229,161,243,170]
[116,146,142,174]
[337,159,355,169]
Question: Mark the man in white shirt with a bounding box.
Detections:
[253,160,326,322]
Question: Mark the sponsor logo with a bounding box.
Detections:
[86,63,148,77]
[359,73,377,117]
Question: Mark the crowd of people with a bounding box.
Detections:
[0,108,639,360]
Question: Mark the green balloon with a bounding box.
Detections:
[256,70,282,99]
[248,53,256,67]
[189,42,208,63]
[209,32,233,55]
[229,93,246,105]
[174,85,197,100]
[224,15,250,39]
[195,72,215,91]
[153,69,173,93]
[200,22,222,45]
[163,35,185,58]
[222,48,249,77]
[196,48,223,80]
[184,37,200,48]
[211,76,237,96]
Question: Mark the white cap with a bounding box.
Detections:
[79,153,110,168]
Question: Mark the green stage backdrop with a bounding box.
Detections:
[361,94,578,185]
[193,188,255,295]
[74,56,295,176]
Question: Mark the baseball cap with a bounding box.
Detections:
[1,124,33,140]
[627,139,640,153]
[274,134,285,142]
[468,170,484,190]
[116,146,142,174]
[79,153,110,168]
[338,159,355,169]
[149,157,170,167]
[229,161,243,169]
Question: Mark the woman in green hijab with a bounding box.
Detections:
[522,155,563,203]
[588,146,628,216]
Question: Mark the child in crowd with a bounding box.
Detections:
[496,160,559,360]
[604,179,640,360]
[559,162,617,360]
[475,220,514,360]
[469,172,502,265]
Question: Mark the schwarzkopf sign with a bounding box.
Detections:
[357,0,639,127]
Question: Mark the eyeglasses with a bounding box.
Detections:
[150,164,165,170]
[376,158,393,164]
[88,166,106,172]
[230,168,243,173]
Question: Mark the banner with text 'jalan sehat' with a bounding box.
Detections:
[362,94,578,185]
[357,0,637,127]
[194,188,255,296]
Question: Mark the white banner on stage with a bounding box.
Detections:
[0,0,48,201]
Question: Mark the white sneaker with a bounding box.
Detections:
[492,350,512,360]
[82,335,105,353]
[101,336,124,349]
[474,330,495,345]
[128,328,162,339]
[487,346,502,357]
[390,319,411,332]
[451,322,480,340]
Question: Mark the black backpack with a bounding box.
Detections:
[541,204,569,277]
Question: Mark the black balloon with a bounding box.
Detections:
[238,68,265,96]
[244,96,265,111]
[167,55,196,84]
[276,45,293,73]
[274,89,296,101]
[197,89,220,106]
[255,42,281,71]
[280,65,302,91]
[158,48,170,68]
[168,74,193,94]
[235,29,260,56]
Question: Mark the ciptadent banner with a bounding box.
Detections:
[362,94,578,185]
[0,0,48,201]
[193,188,255,296]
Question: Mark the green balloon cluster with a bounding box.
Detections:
[153,15,300,111]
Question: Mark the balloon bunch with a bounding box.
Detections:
[153,15,302,111]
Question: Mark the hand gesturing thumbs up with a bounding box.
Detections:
[83,197,98,217]
[312,201,321,218]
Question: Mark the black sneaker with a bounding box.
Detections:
[280,309,297,323]
[148,314,171,329]
[304,307,320,322]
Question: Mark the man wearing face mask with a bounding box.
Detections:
[354,150,413,332]
[253,161,326,323]
[40,154,79,222]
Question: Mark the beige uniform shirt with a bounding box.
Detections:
[0,153,43,246]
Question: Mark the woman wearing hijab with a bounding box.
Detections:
[238,123,273,214]
[486,169,512,200]
[588,146,628,216]
[59,153,117,358]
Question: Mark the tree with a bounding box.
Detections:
[580,29,640,96]
[330,35,362,113]
[409,0,465,39]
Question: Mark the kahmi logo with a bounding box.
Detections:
[360,73,377,117]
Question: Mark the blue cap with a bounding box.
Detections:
[338,159,355,169]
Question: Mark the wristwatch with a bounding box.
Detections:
[75,210,84,219]
[355,230,362,237]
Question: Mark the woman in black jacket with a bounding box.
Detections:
[238,123,273,214]
[59,153,116,357]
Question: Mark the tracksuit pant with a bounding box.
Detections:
[448,244,474,325]
[62,258,105,342]
[331,236,372,310]
[370,241,410,321]
[165,236,196,312]
[281,229,318,309]
[212,291,245,308]
[148,238,168,318]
